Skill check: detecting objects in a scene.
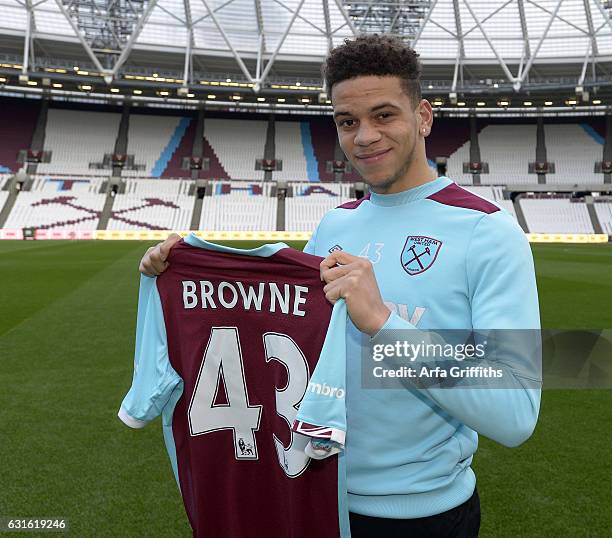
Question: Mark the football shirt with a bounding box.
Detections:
[118,234,350,537]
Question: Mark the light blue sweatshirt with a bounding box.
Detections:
[303,176,542,519]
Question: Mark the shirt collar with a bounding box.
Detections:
[368,176,453,207]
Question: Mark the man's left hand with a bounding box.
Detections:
[320,251,391,336]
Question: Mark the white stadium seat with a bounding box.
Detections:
[200,181,276,231]
[123,115,184,177]
[4,191,106,230]
[37,109,120,175]
[107,179,194,230]
[446,139,476,185]
[594,202,612,234]
[204,119,267,180]
[274,122,309,181]
[462,185,517,220]
[520,198,594,233]
[545,124,603,184]
[478,125,535,184]
[30,175,105,193]
[285,183,352,232]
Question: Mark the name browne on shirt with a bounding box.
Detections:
[181,280,309,317]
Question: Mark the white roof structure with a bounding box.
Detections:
[2,0,612,94]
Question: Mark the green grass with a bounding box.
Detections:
[0,241,610,537]
[533,244,612,328]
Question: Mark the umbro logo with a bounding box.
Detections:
[328,244,343,253]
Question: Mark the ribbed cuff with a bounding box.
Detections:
[370,311,416,341]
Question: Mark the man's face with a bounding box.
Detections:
[331,75,426,193]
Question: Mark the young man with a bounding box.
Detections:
[140,35,541,538]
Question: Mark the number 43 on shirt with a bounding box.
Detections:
[188,326,311,477]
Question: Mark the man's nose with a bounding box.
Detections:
[354,121,381,146]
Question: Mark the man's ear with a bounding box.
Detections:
[417,99,433,136]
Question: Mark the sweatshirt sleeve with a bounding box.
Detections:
[303,224,319,255]
[372,211,542,447]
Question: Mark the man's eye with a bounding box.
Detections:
[339,119,354,127]
[378,113,392,119]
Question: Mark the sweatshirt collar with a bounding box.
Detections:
[368,176,453,207]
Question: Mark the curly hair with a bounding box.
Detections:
[323,34,422,106]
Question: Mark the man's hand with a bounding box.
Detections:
[139,233,182,276]
[320,251,391,336]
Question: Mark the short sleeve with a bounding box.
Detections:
[118,275,182,428]
[293,299,347,453]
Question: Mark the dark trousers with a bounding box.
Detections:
[349,488,480,538]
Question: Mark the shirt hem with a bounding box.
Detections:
[347,469,476,519]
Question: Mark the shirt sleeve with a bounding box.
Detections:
[303,225,318,255]
[118,275,182,429]
[466,211,541,331]
[371,211,542,447]
[293,299,347,458]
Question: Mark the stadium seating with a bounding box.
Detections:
[445,139,476,184]
[30,175,105,193]
[461,185,517,219]
[37,109,120,175]
[427,117,472,169]
[161,116,196,178]
[107,179,194,230]
[462,185,496,201]
[0,190,8,212]
[123,178,192,196]
[545,124,604,184]
[285,183,352,231]
[204,119,267,180]
[519,197,594,233]
[308,118,362,182]
[274,121,312,182]
[200,135,231,179]
[593,201,612,234]
[495,200,518,219]
[0,98,38,173]
[4,190,106,231]
[447,124,537,185]
[0,102,609,237]
[123,114,187,177]
[200,181,276,230]
[478,125,535,184]
[308,118,337,182]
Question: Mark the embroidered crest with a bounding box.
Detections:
[401,236,442,276]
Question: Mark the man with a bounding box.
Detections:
[140,35,541,537]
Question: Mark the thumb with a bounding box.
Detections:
[159,233,182,261]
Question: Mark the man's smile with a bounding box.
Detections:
[355,148,392,165]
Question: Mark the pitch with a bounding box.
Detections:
[0,241,610,536]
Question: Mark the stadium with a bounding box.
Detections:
[0,0,611,536]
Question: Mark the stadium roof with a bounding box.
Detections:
[2,0,612,99]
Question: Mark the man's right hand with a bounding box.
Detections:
[139,233,182,276]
